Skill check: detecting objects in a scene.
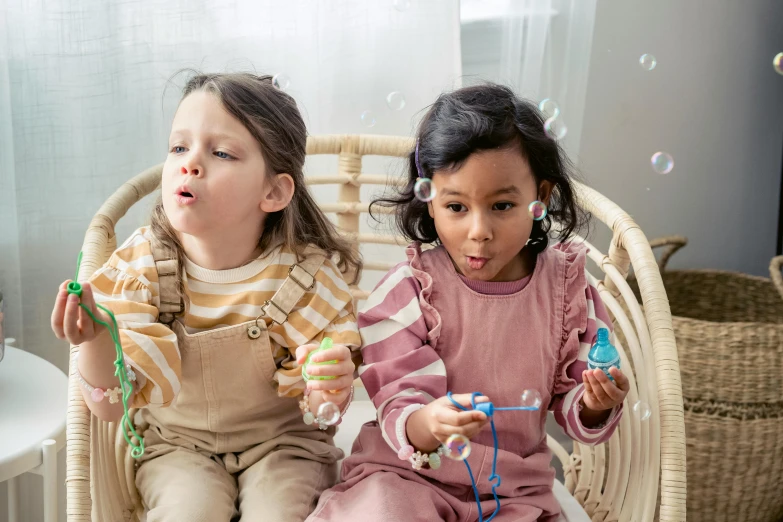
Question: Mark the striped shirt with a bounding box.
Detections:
[89,227,360,408]
[358,252,620,452]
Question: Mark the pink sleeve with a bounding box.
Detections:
[358,260,447,453]
[550,248,623,446]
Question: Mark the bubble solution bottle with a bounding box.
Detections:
[587,328,620,381]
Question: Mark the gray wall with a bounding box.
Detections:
[579,0,783,276]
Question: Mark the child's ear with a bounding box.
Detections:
[539,181,554,206]
[260,173,295,213]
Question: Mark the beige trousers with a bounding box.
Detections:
[135,243,340,521]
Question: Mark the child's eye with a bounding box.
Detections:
[446,203,466,213]
[493,202,515,211]
[214,151,233,160]
[170,146,186,154]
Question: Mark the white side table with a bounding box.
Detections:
[0,343,67,522]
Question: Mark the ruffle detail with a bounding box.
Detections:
[405,242,443,347]
[552,241,590,396]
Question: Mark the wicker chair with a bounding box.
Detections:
[65,134,687,522]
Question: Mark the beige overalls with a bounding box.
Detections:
[134,240,343,522]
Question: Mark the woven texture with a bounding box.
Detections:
[65,135,686,522]
[627,236,783,522]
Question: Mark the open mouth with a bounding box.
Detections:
[175,187,197,205]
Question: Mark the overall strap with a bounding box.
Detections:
[261,248,326,325]
[149,237,184,326]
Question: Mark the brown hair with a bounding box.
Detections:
[150,72,361,314]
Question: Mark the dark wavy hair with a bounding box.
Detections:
[371,82,587,255]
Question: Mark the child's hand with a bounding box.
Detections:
[51,281,108,346]
[296,342,355,405]
[582,367,630,412]
[411,394,491,450]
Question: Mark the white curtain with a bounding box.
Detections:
[0,1,460,518]
[0,0,461,367]
[460,0,597,157]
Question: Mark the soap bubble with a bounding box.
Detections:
[360,110,377,128]
[633,401,652,422]
[393,0,411,11]
[544,117,568,141]
[527,201,547,221]
[639,54,657,71]
[317,401,341,425]
[538,98,560,119]
[444,434,471,461]
[520,389,542,409]
[774,53,783,75]
[414,177,436,202]
[272,73,291,91]
[651,152,674,174]
[386,91,406,111]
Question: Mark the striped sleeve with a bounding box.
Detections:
[551,269,622,446]
[272,258,361,398]
[88,228,181,408]
[358,262,446,453]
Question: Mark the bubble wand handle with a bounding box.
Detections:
[446,390,542,522]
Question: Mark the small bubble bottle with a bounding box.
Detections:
[587,328,620,381]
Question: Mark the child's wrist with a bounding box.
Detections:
[405,407,441,454]
[299,385,353,430]
[578,398,613,427]
[400,406,445,470]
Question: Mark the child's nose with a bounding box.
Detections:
[181,166,200,176]
[468,214,492,241]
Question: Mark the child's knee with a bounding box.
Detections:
[137,450,238,520]
[238,451,337,521]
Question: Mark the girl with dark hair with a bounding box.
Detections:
[308,84,629,522]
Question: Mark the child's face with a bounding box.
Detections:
[429,146,551,282]
[162,91,269,239]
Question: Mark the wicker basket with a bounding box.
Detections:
[627,236,783,522]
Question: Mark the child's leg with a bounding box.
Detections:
[236,446,338,522]
[136,447,238,522]
[307,471,456,522]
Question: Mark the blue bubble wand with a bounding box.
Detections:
[446,390,541,522]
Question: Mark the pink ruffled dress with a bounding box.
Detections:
[307,242,621,522]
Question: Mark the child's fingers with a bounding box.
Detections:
[320,387,350,405]
[446,393,490,410]
[434,417,488,442]
[295,344,320,364]
[80,282,97,311]
[434,405,486,427]
[305,359,354,378]
[77,283,96,340]
[595,370,626,403]
[608,367,630,392]
[63,292,83,344]
[582,371,599,403]
[586,372,611,406]
[309,345,352,364]
[51,281,70,339]
[306,374,354,392]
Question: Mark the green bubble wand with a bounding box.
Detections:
[68,252,145,458]
[301,337,338,382]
